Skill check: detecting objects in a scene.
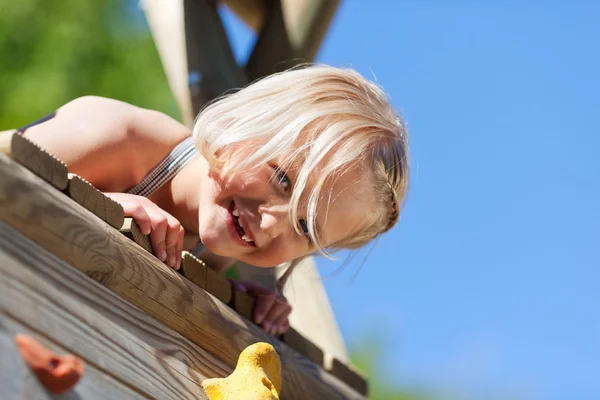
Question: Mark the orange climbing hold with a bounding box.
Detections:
[14,334,84,394]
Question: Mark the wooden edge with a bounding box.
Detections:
[180,251,232,304]
[180,250,208,288]
[281,327,324,367]
[230,288,255,321]
[8,132,68,190]
[0,129,16,155]
[119,218,154,255]
[327,357,369,396]
[66,174,125,229]
[222,0,267,32]
[0,154,367,399]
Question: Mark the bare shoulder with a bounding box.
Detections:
[24,96,192,191]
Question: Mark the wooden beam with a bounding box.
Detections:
[246,0,340,81]
[0,131,68,190]
[184,0,248,116]
[0,314,148,399]
[120,217,154,255]
[0,225,239,398]
[180,251,232,304]
[66,173,125,229]
[141,0,194,127]
[281,328,324,367]
[327,358,368,396]
[222,0,267,32]
[0,154,366,400]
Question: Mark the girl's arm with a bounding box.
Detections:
[23,96,191,191]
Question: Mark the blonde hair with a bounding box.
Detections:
[193,65,408,255]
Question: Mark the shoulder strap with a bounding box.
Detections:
[127,136,198,198]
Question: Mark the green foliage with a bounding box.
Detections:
[350,336,432,400]
[0,0,179,130]
[0,2,443,398]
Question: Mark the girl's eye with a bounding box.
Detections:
[299,219,309,235]
[275,168,291,192]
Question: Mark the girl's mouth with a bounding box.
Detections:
[229,201,256,247]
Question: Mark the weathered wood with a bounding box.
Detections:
[0,223,234,398]
[327,358,368,396]
[282,327,324,367]
[0,129,16,155]
[184,0,248,115]
[180,251,232,304]
[66,173,125,229]
[246,0,340,81]
[0,153,366,400]
[0,314,147,400]
[223,0,267,32]
[0,132,68,190]
[230,289,256,321]
[120,217,154,255]
[141,0,194,126]
[280,257,350,363]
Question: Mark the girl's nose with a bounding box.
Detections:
[258,203,288,239]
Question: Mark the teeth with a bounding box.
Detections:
[241,234,253,243]
[232,207,239,217]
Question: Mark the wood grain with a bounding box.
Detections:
[0,313,147,400]
[8,132,68,190]
[180,251,232,304]
[327,358,368,396]
[120,217,154,254]
[230,289,256,321]
[67,173,125,229]
[0,224,239,399]
[282,328,324,367]
[0,153,366,400]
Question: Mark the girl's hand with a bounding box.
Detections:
[230,280,292,335]
[105,193,184,270]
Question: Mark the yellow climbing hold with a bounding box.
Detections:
[202,342,282,400]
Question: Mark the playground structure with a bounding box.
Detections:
[0,1,369,398]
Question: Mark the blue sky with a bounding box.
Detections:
[221,2,600,399]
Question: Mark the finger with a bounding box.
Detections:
[273,311,292,335]
[123,203,152,235]
[279,320,290,334]
[175,226,185,270]
[147,211,168,262]
[164,218,182,269]
[253,293,276,327]
[263,298,291,335]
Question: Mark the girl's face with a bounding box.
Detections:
[196,156,374,267]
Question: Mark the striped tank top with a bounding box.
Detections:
[127,136,198,197]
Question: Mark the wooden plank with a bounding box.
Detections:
[120,217,154,255]
[66,173,125,229]
[180,251,232,304]
[0,223,234,399]
[0,132,68,190]
[222,0,267,32]
[0,153,366,400]
[184,0,248,115]
[279,257,350,363]
[281,328,324,367]
[0,314,147,400]
[140,0,194,126]
[181,250,208,288]
[246,0,340,81]
[327,358,368,396]
[230,289,255,321]
[0,129,16,155]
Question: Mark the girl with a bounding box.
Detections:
[20,65,409,336]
